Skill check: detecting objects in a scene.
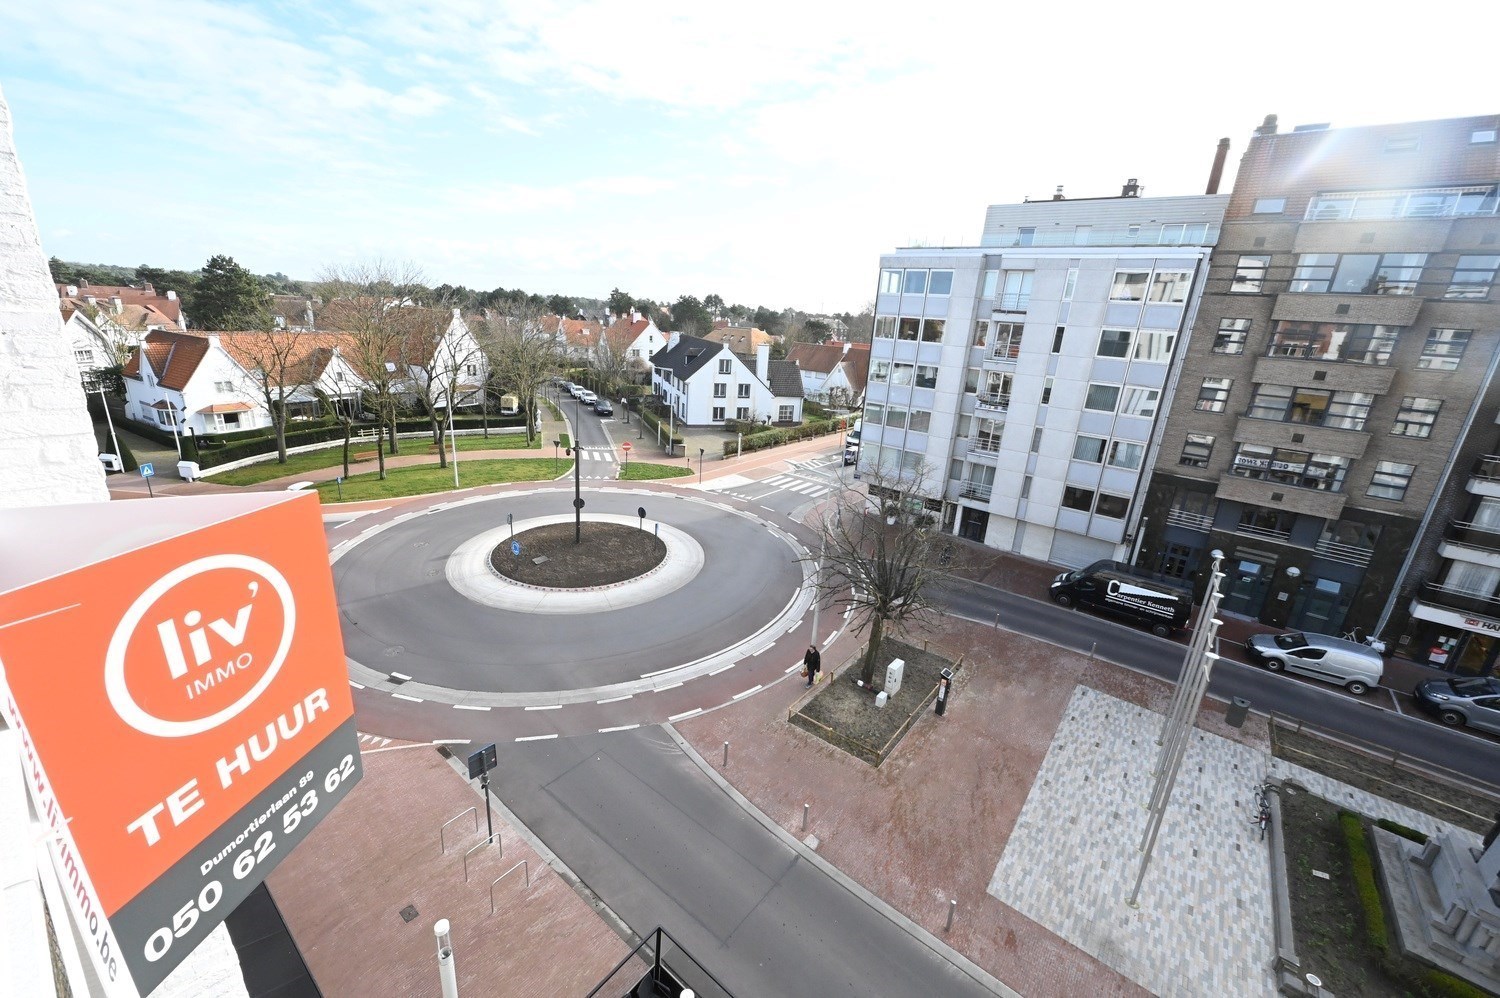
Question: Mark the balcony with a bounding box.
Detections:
[1165,508,1214,532]
[968,436,1001,462]
[984,344,1021,365]
[993,294,1030,314]
[1447,521,1500,554]
[1271,292,1423,329]
[1418,581,1500,619]
[1467,456,1500,498]
[1234,522,1291,543]
[959,480,994,502]
[1231,419,1370,461]
[976,393,1011,413]
[1215,472,1348,520]
[1313,537,1375,568]
[1250,356,1396,396]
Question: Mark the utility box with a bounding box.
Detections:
[1226,697,1251,729]
[99,453,122,473]
[875,691,888,708]
[885,658,905,697]
[177,459,200,481]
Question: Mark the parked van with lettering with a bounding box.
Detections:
[1049,561,1192,638]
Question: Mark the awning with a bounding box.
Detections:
[196,402,253,414]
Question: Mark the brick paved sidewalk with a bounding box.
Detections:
[266,737,629,996]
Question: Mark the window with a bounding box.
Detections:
[1061,486,1095,512]
[999,271,1033,311]
[1148,271,1193,303]
[1109,270,1150,301]
[1266,320,1399,365]
[1097,328,1131,358]
[1063,268,1078,301]
[1475,130,1498,144]
[908,410,931,433]
[211,412,241,431]
[972,320,989,347]
[1307,187,1500,220]
[964,367,979,393]
[874,316,897,339]
[992,323,1023,359]
[1384,137,1419,153]
[927,271,953,295]
[1194,379,1230,414]
[1159,543,1198,580]
[1232,444,1350,491]
[981,270,999,298]
[1017,227,1035,246]
[1392,397,1441,438]
[1051,326,1065,353]
[880,270,902,294]
[884,406,907,428]
[902,270,927,295]
[920,318,945,343]
[74,347,95,365]
[214,380,234,392]
[1030,427,1043,453]
[1095,494,1129,519]
[736,406,749,420]
[870,360,890,383]
[1041,377,1054,405]
[1419,328,1471,370]
[713,382,727,398]
[738,383,751,398]
[1213,318,1250,355]
[898,317,920,340]
[1084,383,1120,412]
[1231,255,1270,292]
[1368,461,1415,501]
[1073,227,1090,246]
[915,365,938,389]
[1179,433,1215,468]
[1107,440,1144,471]
[1253,198,1286,214]
[891,363,914,386]
[718,359,732,374]
[1119,387,1159,417]
[1289,253,1426,294]
[1072,436,1106,463]
[1322,391,1374,431]
[1247,383,1293,421]
[865,403,885,425]
[712,406,725,421]
[1132,330,1176,362]
[1447,256,1500,299]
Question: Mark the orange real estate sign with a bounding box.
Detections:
[0,491,360,996]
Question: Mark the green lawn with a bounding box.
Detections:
[618,462,692,481]
[207,433,538,485]
[316,458,571,502]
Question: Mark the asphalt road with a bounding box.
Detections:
[932,578,1500,784]
[491,727,1002,998]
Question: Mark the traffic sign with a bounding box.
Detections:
[139,462,155,478]
[622,441,632,452]
[511,540,521,557]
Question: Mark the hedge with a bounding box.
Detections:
[1339,811,1387,956]
[1374,818,1428,844]
[636,405,684,449]
[721,419,841,458]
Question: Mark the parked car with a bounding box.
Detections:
[1049,560,1191,638]
[593,399,614,416]
[1412,676,1500,732]
[578,390,598,405]
[843,443,859,466]
[1244,631,1383,695]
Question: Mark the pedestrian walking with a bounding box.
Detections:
[802,645,821,687]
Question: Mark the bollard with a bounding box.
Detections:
[722,741,729,767]
[802,803,809,832]
[1090,641,1096,658]
[945,899,956,932]
[993,612,1000,629]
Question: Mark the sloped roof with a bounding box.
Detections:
[784,342,846,375]
[651,334,724,381]
[842,344,871,397]
[122,330,211,390]
[58,283,184,326]
[216,330,373,384]
[767,360,804,398]
[702,325,772,351]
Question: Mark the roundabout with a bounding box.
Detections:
[331,486,833,732]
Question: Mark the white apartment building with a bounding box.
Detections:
[863,187,1227,566]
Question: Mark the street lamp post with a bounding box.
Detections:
[698,447,704,484]
[96,380,121,464]
[448,390,459,488]
[571,393,584,544]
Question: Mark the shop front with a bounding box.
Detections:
[1405,603,1500,677]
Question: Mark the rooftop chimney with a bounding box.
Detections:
[756,342,770,383]
[1121,178,1141,198]
[1205,137,1231,195]
[1255,114,1279,135]
[1052,185,1065,201]
[166,290,177,301]
[141,282,154,293]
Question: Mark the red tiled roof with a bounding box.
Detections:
[197,401,253,414]
[58,283,184,326]
[123,330,211,391]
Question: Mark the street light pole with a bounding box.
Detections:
[448,389,459,488]
[96,381,121,462]
[572,393,583,544]
[698,447,704,484]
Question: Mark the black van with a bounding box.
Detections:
[1048,560,1191,637]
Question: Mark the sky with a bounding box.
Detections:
[1,0,1495,314]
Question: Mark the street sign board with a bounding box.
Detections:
[511,540,521,557]
[139,463,155,479]
[0,492,360,996]
[466,743,498,780]
[622,442,632,452]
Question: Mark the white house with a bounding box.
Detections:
[650,333,804,427]
[785,341,871,405]
[395,307,488,410]
[122,330,271,437]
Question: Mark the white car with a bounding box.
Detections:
[578,390,598,405]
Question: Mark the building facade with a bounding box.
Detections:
[864,189,1227,566]
[1139,114,1500,668]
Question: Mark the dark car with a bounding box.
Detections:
[593,399,614,416]
[1412,676,1500,733]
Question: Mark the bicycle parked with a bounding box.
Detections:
[1250,783,1277,840]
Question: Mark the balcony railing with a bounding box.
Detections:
[1447,521,1500,553]
[1473,455,1500,482]
[994,293,1030,313]
[976,393,1011,412]
[970,435,1001,454]
[985,344,1021,363]
[1165,509,1214,532]
[1313,537,1375,568]
[1234,522,1292,542]
[1418,581,1500,617]
[959,481,994,502]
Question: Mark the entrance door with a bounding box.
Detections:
[1454,633,1500,677]
[1289,578,1347,634]
[1221,558,1272,618]
[959,507,989,543]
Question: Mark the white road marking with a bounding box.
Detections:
[599,724,640,733]
[596,694,634,704]
[434,738,469,744]
[350,681,365,689]
[515,733,558,742]
[822,632,838,648]
[657,682,683,691]
[732,685,763,701]
[641,664,679,678]
[392,693,424,703]
[708,663,736,676]
[785,663,802,673]
[668,708,703,722]
[453,704,491,711]
[524,704,563,711]
[389,672,412,681]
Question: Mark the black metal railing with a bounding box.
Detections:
[1418,581,1500,618]
[1447,521,1500,553]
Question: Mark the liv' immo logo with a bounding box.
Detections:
[106,555,296,738]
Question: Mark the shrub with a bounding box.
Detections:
[1374,818,1428,844]
[635,406,683,449]
[721,419,840,457]
[1418,969,1492,998]
[1339,810,1387,955]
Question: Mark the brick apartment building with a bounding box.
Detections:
[1138,113,1500,673]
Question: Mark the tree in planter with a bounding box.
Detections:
[473,306,558,447]
[811,466,950,688]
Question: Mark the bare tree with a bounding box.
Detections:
[219,327,307,464]
[400,299,482,469]
[473,306,558,446]
[811,467,950,687]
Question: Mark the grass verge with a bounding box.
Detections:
[209,432,538,485]
[618,462,692,481]
[316,458,569,502]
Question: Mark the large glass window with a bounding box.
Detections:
[880,270,902,294]
[1148,271,1193,303]
[902,270,928,294]
[999,271,1034,311]
[1119,387,1160,418]
[991,323,1023,359]
[898,317,920,340]
[1419,328,1471,370]
[1110,271,1150,301]
[1289,253,1426,294]
[1132,330,1176,362]
[981,270,999,298]
[870,361,890,383]
[1323,391,1374,431]
[908,410,931,433]
[915,365,938,389]
[972,320,989,347]
[927,270,954,295]
[1231,255,1270,293]
[1107,440,1144,471]
[1231,444,1349,491]
[1247,384,1293,421]
[1062,486,1095,512]
[874,316,897,339]
[1266,320,1398,364]
[1097,329,1131,358]
[890,363,914,386]
[884,406,907,428]
[1307,187,1499,221]
[1084,384,1120,412]
[1392,397,1441,438]
[1179,433,1214,468]
[1213,319,1250,355]
[1368,461,1415,501]
[1062,268,1078,301]
[1072,436,1106,463]
[1196,378,1232,412]
[921,318,945,343]
[1095,494,1129,519]
[1447,256,1500,299]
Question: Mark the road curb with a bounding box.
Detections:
[661,724,1021,997]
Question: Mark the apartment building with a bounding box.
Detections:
[1139,113,1500,668]
[863,187,1226,565]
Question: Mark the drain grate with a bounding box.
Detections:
[399,904,419,923]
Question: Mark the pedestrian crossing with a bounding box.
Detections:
[712,473,835,501]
